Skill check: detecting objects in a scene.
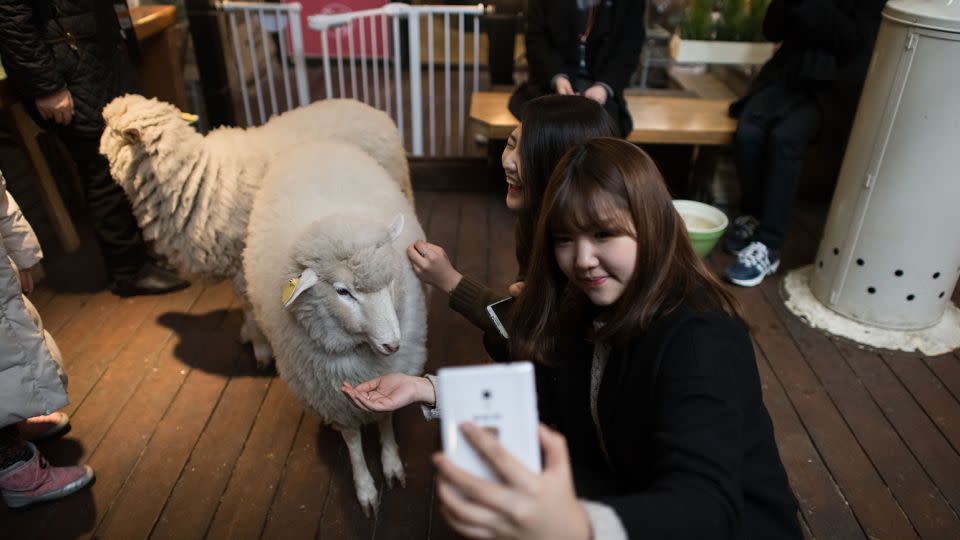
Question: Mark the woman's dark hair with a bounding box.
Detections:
[514,95,619,271]
[509,138,742,364]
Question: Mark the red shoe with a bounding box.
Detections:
[0,442,94,509]
[17,412,71,441]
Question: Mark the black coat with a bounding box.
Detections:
[730,0,886,123]
[0,0,137,136]
[524,0,646,98]
[510,0,645,136]
[536,304,802,539]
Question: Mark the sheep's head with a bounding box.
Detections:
[283,214,407,356]
[99,94,199,179]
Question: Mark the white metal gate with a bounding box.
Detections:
[217,1,311,127]
[218,2,485,157]
[307,3,485,157]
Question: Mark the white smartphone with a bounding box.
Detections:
[437,362,541,482]
[485,296,514,339]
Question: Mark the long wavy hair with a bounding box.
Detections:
[513,95,619,271]
[509,138,742,364]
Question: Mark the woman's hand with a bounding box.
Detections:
[434,423,591,540]
[554,77,575,96]
[407,240,463,294]
[507,281,525,297]
[19,269,34,295]
[35,88,74,126]
[341,373,435,413]
[582,84,608,105]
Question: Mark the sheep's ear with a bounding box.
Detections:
[282,268,319,308]
[387,214,404,243]
[122,127,141,144]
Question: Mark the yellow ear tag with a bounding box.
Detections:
[281,277,299,306]
[180,112,199,124]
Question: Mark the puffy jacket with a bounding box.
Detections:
[0,0,137,136]
[0,170,68,427]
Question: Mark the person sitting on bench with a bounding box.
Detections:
[508,0,645,138]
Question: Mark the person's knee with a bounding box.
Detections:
[769,124,813,157]
[735,120,764,148]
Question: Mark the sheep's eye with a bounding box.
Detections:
[335,287,354,299]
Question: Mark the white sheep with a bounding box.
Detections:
[243,140,427,515]
[100,95,413,366]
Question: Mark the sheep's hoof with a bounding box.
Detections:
[253,342,274,369]
[382,453,406,489]
[356,481,379,517]
[239,323,252,344]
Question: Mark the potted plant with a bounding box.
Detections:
[670,0,775,65]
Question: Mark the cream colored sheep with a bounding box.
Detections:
[244,140,427,515]
[100,95,413,365]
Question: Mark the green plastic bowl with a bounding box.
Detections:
[673,200,729,258]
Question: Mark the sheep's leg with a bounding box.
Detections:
[241,310,274,369]
[234,273,255,346]
[377,413,406,488]
[233,273,274,369]
[339,426,379,517]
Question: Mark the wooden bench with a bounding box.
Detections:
[469,91,738,200]
[469,91,737,146]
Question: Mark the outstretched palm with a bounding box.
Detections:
[341,374,421,413]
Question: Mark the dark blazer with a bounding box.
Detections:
[513,0,645,136]
[525,0,646,98]
[0,0,136,136]
[537,303,802,539]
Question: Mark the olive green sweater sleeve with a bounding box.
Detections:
[448,274,508,336]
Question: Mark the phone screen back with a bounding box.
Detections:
[438,363,541,482]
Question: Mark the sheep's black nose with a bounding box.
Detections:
[382,343,399,354]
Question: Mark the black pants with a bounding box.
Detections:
[734,84,821,252]
[58,131,146,280]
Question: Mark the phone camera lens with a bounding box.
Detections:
[482,390,492,399]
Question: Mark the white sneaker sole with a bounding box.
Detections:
[2,465,94,509]
[727,260,780,288]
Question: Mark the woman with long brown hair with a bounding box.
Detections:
[405,94,618,335]
[345,139,801,539]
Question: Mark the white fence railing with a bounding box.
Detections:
[218,2,485,157]
[217,1,310,127]
[307,3,484,157]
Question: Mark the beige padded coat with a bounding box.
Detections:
[0,169,67,427]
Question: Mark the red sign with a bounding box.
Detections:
[287,0,391,59]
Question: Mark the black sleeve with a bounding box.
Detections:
[595,0,646,95]
[599,318,747,538]
[0,0,65,98]
[524,0,571,86]
[762,0,791,42]
[784,0,885,58]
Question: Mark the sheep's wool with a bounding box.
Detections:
[100,94,412,280]
[244,140,427,511]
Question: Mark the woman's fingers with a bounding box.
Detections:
[459,423,537,486]
[538,424,572,474]
[433,451,515,512]
[436,479,504,537]
[440,505,497,539]
[352,377,383,393]
[340,383,373,411]
[407,242,424,261]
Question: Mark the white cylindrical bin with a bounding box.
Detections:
[810,0,960,330]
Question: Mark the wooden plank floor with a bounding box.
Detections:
[4,191,960,539]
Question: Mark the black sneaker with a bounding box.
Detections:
[109,262,190,297]
[724,215,760,255]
